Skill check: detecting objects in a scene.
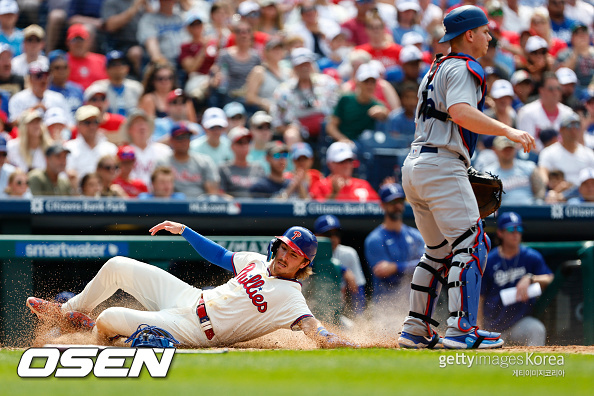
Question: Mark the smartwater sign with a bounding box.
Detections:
[15,242,129,258]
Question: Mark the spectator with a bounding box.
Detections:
[547,0,578,44]
[327,63,388,143]
[153,88,203,143]
[310,141,379,202]
[90,50,144,118]
[138,165,186,199]
[249,141,306,199]
[65,105,118,179]
[44,0,69,52]
[112,145,148,198]
[0,43,24,97]
[123,109,172,186]
[316,26,351,72]
[483,136,545,205]
[246,110,274,173]
[485,79,517,127]
[225,1,270,53]
[284,142,323,196]
[157,123,220,198]
[288,1,338,57]
[392,0,426,45]
[355,10,402,72]
[585,92,594,136]
[101,0,149,78]
[79,172,101,197]
[95,154,128,198]
[180,12,218,103]
[401,31,432,64]
[385,81,418,140]
[501,0,531,34]
[209,18,261,109]
[480,212,553,346]
[538,128,559,149]
[218,126,265,198]
[527,8,567,57]
[11,24,47,77]
[202,1,231,49]
[67,0,104,41]
[245,37,290,113]
[78,84,126,145]
[567,168,594,204]
[544,169,571,203]
[364,183,424,301]
[516,72,573,151]
[565,0,594,31]
[272,47,339,143]
[191,107,232,166]
[1,168,31,198]
[65,24,107,90]
[0,135,15,192]
[390,45,426,93]
[341,0,378,46]
[555,24,594,92]
[224,101,247,130]
[47,50,84,116]
[0,0,23,56]
[44,107,70,143]
[314,214,367,316]
[522,36,552,92]
[139,62,196,121]
[510,69,535,111]
[28,143,73,196]
[9,61,71,124]
[555,67,581,109]
[418,0,443,31]
[538,112,594,188]
[6,108,52,171]
[258,0,284,35]
[136,0,187,65]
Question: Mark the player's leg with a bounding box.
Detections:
[399,156,449,349]
[62,256,201,314]
[95,305,209,347]
[414,156,502,348]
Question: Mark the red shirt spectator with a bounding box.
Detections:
[112,145,148,197]
[66,24,108,89]
[356,43,402,69]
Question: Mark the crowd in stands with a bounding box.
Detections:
[0,0,594,205]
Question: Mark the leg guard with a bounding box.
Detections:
[447,219,492,332]
[402,239,450,338]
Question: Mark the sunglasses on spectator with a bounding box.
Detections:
[236,28,252,34]
[255,124,271,130]
[505,226,523,233]
[81,119,99,126]
[70,36,85,42]
[231,114,245,121]
[301,6,316,13]
[100,164,119,171]
[170,99,187,105]
[173,134,192,140]
[155,75,174,82]
[51,64,68,71]
[89,95,106,102]
[272,152,289,160]
[31,72,49,80]
[208,126,225,131]
[190,21,203,27]
[25,37,42,43]
[531,49,547,56]
[234,138,251,145]
[15,179,28,186]
[246,11,260,18]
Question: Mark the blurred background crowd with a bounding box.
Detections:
[0,0,593,205]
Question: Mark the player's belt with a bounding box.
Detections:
[420,146,467,165]
[196,297,215,340]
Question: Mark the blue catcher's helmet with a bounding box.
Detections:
[439,5,489,43]
[314,215,341,235]
[55,291,76,304]
[268,226,318,263]
[125,324,180,348]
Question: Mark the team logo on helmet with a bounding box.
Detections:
[292,231,302,240]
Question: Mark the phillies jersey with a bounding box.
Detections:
[202,252,313,345]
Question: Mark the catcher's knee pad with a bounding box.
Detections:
[448,219,491,332]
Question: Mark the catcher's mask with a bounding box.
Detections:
[267,226,318,265]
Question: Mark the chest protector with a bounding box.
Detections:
[417,52,487,157]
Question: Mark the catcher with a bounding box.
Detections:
[397,6,535,350]
[26,222,357,349]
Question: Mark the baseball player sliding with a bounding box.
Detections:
[397,6,536,349]
[26,222,356,348]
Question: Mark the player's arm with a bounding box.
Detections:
[149,220,234,271]
[448,103,536,153]
[298,317,359,348]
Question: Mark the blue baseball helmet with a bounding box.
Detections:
[314,215,341,235]
[274,226,318,262]
[439,5,489,43]
[55,291,75,303]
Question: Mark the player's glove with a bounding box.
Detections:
[467,166,503,218]
[124,324,181,348]
[316,326,359,348]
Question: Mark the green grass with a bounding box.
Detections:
[1,348,593,396]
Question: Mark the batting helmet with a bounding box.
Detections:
[270,226,318,263]
[314,215,341,235]
[439,5,489,43]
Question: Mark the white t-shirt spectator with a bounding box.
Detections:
[11,55,49,77]
[130,142,173,186]
[516,99,574,151]
[65,135,118,178]
[8,89,74,125]
[6,138,46,171]
[538,142,594,186]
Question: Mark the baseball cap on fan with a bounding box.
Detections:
[326,142,355,163]
[67,23,89,41]
[355,63,379,82]
[490,79,514,99]
[560,112,581,129]
[201,107,228,129]
[292,142,313,159]
[525,35,548,53]
[44,107,68,126]
[238,0,260,16]
[493,136,516,150]
[0,0,18,15]
[510,70,532,86]
[228,126,252,143]
[556,67,578,85]
[397,0,421,12]
[401,31,424,47]
[578,168,594,186]
[400,45,423,64]
[117,145,136,162]
[291,47,316,66]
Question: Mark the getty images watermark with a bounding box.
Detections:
[438,352,566,377]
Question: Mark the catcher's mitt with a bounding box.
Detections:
[467,166,503,218]
[124,324,180,348]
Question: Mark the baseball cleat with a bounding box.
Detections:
[443,328,504,349]
[26,297,63,321]
[66,311,95,331]
[398,331,444,349]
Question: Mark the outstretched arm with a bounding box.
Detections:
[149,220,234,272]
[299,317,359,348]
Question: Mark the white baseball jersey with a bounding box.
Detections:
[516,99,574,151]
[130,142,172,186]
[203,252,313,345]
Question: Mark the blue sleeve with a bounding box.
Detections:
[181,227,234,272]
[364,231,389,269]
[526,248,552,276]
